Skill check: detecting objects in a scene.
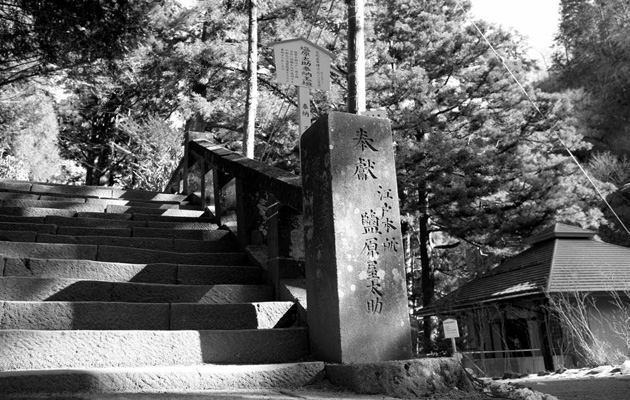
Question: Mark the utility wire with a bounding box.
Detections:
[454,1,630,237]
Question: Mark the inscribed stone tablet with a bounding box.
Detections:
[301,112,412,363]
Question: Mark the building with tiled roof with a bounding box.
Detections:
[419,222,630,376]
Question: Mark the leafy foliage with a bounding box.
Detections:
[364,0,606,349]
[0,155,29,180]
[2,0,623,351]
[0,0,153,87]
[546,0,630,248]
[0,84,64,181]
[116,115,183,191]
[549,0,630,154]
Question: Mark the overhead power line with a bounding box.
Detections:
[454,0,630,237]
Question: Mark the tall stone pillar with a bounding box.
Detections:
[301,112,412,363]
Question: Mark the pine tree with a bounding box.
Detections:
[368,0,604,350]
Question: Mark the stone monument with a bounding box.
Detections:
[301,112,412,363]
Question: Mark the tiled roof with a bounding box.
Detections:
[426,223,630,313]
[550,239,630,292]
[525,222,596,244]
[432,241,554,310]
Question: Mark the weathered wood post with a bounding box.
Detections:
[301,112,412,363]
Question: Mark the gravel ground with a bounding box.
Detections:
[517,375,630,400]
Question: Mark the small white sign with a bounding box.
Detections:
[443,318,460,339]
[273,38,334,91]
[360,109,388,119]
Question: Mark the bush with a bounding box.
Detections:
[0,155,30,180]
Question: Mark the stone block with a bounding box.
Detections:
[0,200,106,212]
[110,188,188,203]
[39,196,87,203]
[109,282,273,304]
[0,222,57,234]
[144,221,218,230]
[30,183,113,198]
[0,215,45,224]
[132,213,213,223]
[0,207,77,217]
[77,212,132,220]
[0,231,37,242]
[133,227,226,240]
[96,245,247,265]
[0,362,325,395]
[45,215,143,228]
[0,181,31,191]
[326,358,474,398]
[301,112,412,363]
[177,264,261,285]
[173,238,238,253]
[0,328,310,371]
[0,241,98,260]
[0,301,170,330]
[0,277,111,301]
[3,258,177,283]
[0,192,39,200]
[56,226,131,237]
[37,233,174,251]
[170,302,295,330]
[107,205,205,218]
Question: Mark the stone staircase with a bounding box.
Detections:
[0,180,322,396]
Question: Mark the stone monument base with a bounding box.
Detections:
[325,358,474,399]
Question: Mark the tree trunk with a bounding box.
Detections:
[346,0,366,114]
[93,145,111,186]
[85,164,94,186]
[242,0,258,159]
[418,188,434,351]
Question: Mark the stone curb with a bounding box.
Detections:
[0,301,296,330]
[0,181,188,203]
[326,358,474,399]
[0,278,273,303]
[0,362,325,395]
[0,328,310,370]
[0,241,247,264]
[2,258,261,284]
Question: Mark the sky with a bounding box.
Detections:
[469,0,561,67]
[176,0,561,66]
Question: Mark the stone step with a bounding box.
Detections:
[97,245,247,265]
[44,215,218,230]
[0,192,40,200]
[0,362,324,395]
[0,206,211,222]
[78,211,215,224]
[0,221,57,234]
[3,258,262,284]
[5,232,236,252]
[0,218,225,239]
[0,328,309,370]
[106,205,206,217]
[0,277,273,303]
[0,199,194,210]
[0,206,77,218]
[0,301,296,330]
[0,229,234,251]
[0,242,247,264]
[0,180,189,204]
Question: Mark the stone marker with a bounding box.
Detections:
[301,112,412,363]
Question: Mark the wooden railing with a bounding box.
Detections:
[165,131,305,298]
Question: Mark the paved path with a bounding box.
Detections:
[5,389,401,400]
[520,376,630,400]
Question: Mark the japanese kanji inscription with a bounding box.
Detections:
[301,112,412,363]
